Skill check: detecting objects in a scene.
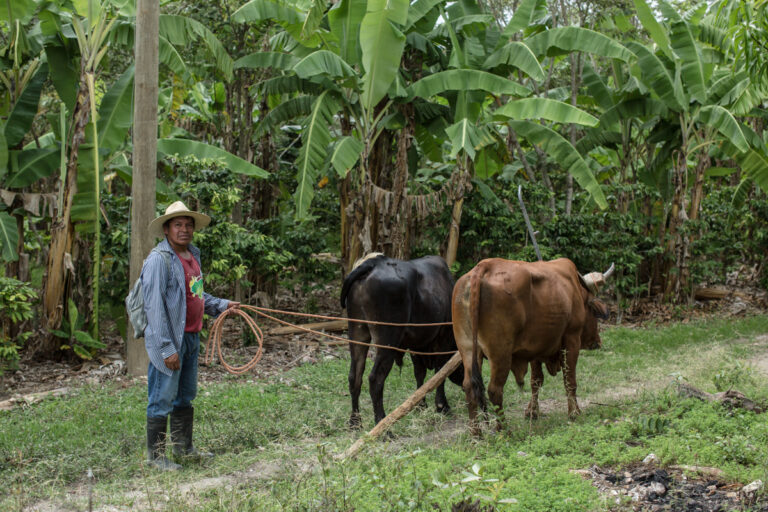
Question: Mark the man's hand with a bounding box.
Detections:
[226,301,240,310]
[164,353,180,371]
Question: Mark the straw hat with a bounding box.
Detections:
[148,201,211,239]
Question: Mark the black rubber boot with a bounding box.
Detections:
[170,407,213,460]
[146,416,181,471]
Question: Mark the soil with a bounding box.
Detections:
[3,280,768,512]
[573,460,767,511]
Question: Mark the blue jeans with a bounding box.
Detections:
[147,332,200,418]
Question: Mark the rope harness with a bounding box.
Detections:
[203,305,458,375]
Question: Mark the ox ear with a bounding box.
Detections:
[579,274,598,294]
[587,298,609,320]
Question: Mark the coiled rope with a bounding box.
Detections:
[203,304,457,375]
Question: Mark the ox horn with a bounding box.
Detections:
[581,263,615,294]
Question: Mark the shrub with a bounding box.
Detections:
[454,180,655,301]
[0,277,37,371]
[691,186,768,288]
[167,155,295,297]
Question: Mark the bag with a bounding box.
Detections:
[125,249,171,338]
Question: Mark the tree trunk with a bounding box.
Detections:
[664,151,688,302]
[564,51,581,216]
[126,0,159,376]
[444,198,464,268]
[444,161,472,268]
[340,173,351,275]
[40,72,91,357]
[688,157,709,222]
[385,108,412,259]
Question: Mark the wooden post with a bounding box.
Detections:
[126,0,159,376]
[336,352,462,461]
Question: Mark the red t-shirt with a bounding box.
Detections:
[176,252,204,333]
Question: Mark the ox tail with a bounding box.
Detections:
[469,264,488,411]
[339,255,384,309]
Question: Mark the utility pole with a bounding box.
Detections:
[127,0,158,376]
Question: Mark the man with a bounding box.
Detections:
[142,201,239,471]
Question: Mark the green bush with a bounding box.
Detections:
[691,186,768,288]
[168,155,294,297]
[49,299,107,360]
[100,193,132,310]
[0,277,37,371]
[454,180,655,300]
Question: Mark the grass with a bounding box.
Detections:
[2,314,768,510]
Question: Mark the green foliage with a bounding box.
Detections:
[689,186,768,287]
[632,414,671,437]
[452,180,654,299]
[712,359,756,392]
[168,155,292,294]
[100,191,129,282]
[0,211,19,262]
[49,299,106,360]
[0,277,36,371]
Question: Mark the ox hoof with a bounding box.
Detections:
[524,408,540,420]
[348,414,363,430]
[568,408,582,421]
[416,399,428,410]
[436,403,451,415]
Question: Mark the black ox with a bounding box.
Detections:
[340,253,463,428]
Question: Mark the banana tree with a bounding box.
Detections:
[42,3,118,351]
[0,0,54,273]
[627,0,767,301]
[1,0,266,357]
[233,0,618,268]
[233,0,416,267]
[405,0,635,264]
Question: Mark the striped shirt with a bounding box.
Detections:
[141,238,229,375]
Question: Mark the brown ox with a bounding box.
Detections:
[452,258,613,434]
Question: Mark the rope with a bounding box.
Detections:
[202,307,264,375]
[247,305,453,328]
[203,304,459,375]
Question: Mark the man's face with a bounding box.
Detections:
[164,216,195,248]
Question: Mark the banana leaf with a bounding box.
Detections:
[0,211,19,262]
[509,120,607,209]
[294,50,357,80]
[360,9,406,113]
[409,70,531,99]
[5,147,60,188]
[235,52,299,71]
[328,0,366,65]
[98,65,134,150]
[159,15,234,81]
[494,98,598,127]
[294,91,339,220]
[525,27,633,61]
[232,0,302,25]
[331,136,363,178]
[4,63,49,148]
[157,139,269,178]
